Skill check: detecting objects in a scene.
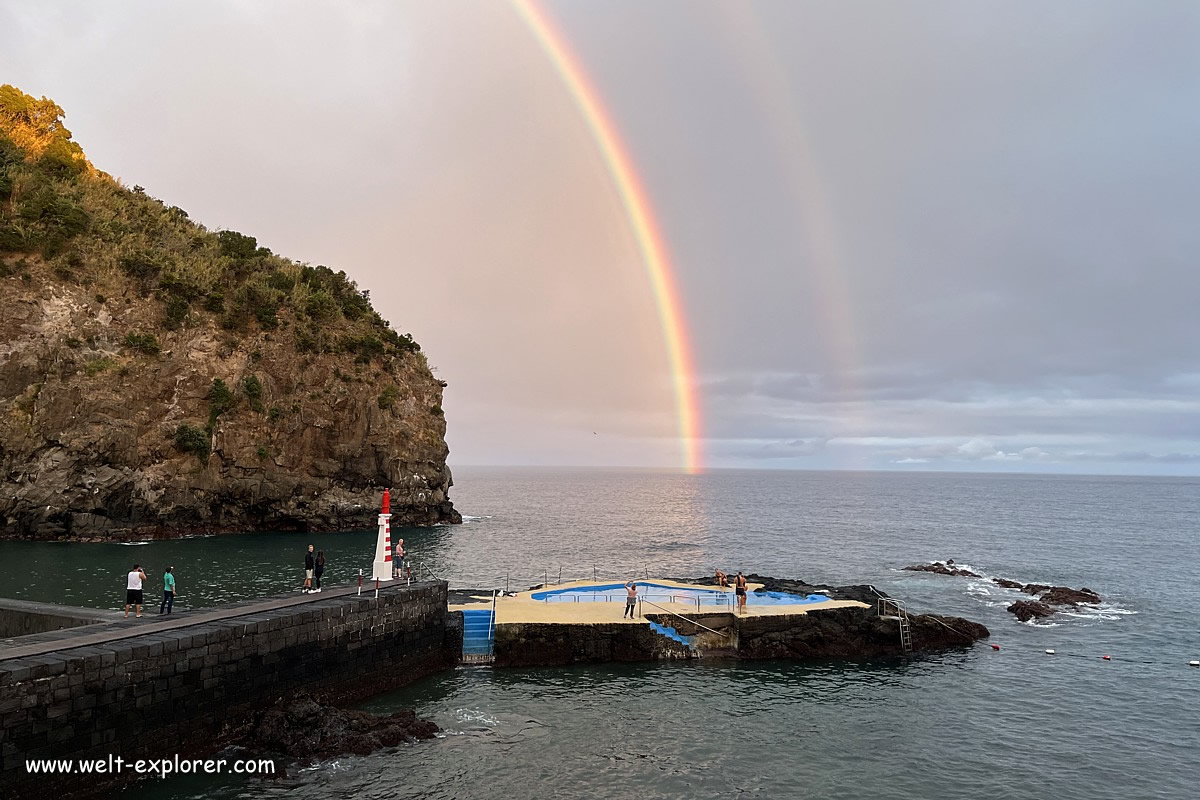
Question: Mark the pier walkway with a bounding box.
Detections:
[0,581,425,662]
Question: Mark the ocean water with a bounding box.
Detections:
[3,467,1199,799]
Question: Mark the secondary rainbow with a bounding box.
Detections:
[511,0,703,474]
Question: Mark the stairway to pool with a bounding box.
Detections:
[461,608,495,664]
[648,620,696,652]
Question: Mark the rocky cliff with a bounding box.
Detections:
[0,85,458,539]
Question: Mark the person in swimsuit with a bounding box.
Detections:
[735,571,748,611]
[715,569,729,588]
[624,581,638,618]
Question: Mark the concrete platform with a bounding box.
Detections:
[449,577,868,625]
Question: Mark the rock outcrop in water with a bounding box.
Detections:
[0,85,459,539]
[241,693,438,760]
[901,561,1101,623]
[1007,599,1055,622]
[902,560,982,578]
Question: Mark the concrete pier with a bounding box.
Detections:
[0,581,459,799]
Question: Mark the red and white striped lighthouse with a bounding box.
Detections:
[371,488,393,582]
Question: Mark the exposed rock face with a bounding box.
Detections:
[0,86,459,539]
[902,561,982,578]
[1008,600,1055,622]
[735,607,989,660]
[993,578,1024,589]
[0,279,459,538]
[242,693,438,760]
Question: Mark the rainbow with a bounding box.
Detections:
[510,0,703,474]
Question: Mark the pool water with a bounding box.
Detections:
[529,581,830,607]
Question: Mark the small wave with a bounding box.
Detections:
[460,515,491,524]
[454,708,498,726]
[114,541,149,546]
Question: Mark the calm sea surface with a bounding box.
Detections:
[3,467,1198,799]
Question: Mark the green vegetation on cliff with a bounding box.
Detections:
[0,85,458,539]
[0,84,421,362]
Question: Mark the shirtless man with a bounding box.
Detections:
[624,581,638,619]
[735,571,748,611]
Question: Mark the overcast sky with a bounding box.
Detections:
[4,0,1199,474]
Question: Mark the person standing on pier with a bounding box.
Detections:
[394,538,406,580]
[159,566,176,614]
[314,550,325,593]
[735,572,748,612]
[624,581,638,618]
[124,564,147,618]
[303,544,315,593]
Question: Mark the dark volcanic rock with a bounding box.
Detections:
[243,694,438,760]
[1008,600,1055,622]
[902,561,982,578]
[993,578,1023,589]
[1039,586,1101,606]
[734,606,989,660]
[1007,583,1101,621]
[690,574,883,606]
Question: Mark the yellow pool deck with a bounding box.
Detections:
[449,577,868,625]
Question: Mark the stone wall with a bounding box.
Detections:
[493,621,694,668]
[0,598,116,638]
[0,582,457,799]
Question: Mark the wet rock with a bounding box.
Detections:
[1008,600,1055,622]
[242,693,438,760]
[1039,586,1101,606]
[902,562,982,578]
[993,578,1024,589]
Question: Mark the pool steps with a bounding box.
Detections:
[648,620,697,652]
[462,608,495,658]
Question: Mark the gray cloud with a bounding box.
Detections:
[3,1,1197,473]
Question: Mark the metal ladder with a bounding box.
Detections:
[878,597,913,654]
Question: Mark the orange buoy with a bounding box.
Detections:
[990,644,1000,651]
[1102,655,1111,661]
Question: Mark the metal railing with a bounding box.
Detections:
[539,591,735,611]
[638,598,731,642]
[488,590,498,658]
[438,565,670,593]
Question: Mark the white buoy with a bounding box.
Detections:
[1190,660,1199,668]
[371,488,394,583]
[1045,649,1056,655]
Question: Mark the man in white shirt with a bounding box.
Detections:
[125,564,148,618]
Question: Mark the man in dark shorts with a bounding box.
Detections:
[125,564,148,618]
[624,581,638,619]
[735,571,748,612]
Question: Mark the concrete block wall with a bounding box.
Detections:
[0,598,116,639]
[0,582,456,799]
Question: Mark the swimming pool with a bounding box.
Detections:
[528,582,831,607]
